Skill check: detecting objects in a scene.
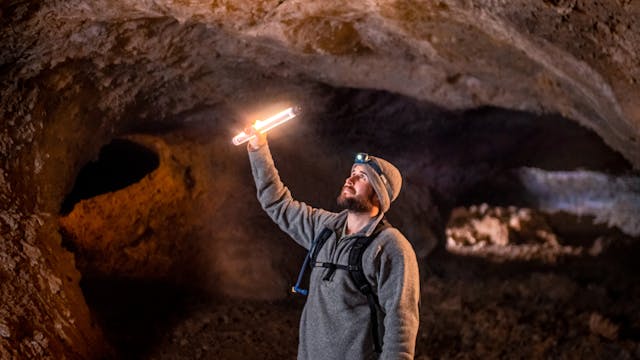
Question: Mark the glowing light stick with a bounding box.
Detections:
[232,106,300,146]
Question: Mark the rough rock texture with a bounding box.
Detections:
[446,204,582,263]
[1,0,640,358]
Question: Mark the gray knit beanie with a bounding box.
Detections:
[352,154,402,214]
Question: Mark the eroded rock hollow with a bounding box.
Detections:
[1,0,639,358]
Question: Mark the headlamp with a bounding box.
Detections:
[354,152,392,195]
[354,153,383,176]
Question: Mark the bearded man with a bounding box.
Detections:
[245,128,420,360]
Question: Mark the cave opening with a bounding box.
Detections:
[60,138,160,215]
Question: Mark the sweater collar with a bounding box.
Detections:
[333,210,384,238]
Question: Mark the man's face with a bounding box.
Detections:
[337,164,378,213]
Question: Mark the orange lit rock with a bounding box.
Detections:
[59,135,190,278]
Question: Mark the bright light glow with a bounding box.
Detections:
[232,106,300,146]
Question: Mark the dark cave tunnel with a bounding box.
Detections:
[60,139,160,215]
[56,87,640,359]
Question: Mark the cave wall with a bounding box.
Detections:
[1,0,639,358]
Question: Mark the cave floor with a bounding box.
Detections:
[84,234,640,360]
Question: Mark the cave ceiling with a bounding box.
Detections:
[2,0,640,167]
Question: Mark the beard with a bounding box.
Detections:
[337,187,376,213]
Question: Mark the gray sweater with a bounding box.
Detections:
[249,144,420,360]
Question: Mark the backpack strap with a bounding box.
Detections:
[291,228,333,296]
[309,228,333,268]
[348,219,391,354]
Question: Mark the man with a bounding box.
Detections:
[246,128,420,360]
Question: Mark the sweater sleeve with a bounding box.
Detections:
[374,229,421,360]
[248,144,337,249]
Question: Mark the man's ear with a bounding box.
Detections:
[371,194,382,216]
[371,191,380,206]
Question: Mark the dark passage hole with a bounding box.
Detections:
[60,138,159,214]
